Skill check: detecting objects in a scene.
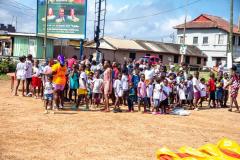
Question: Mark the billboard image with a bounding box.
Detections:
[37,0,87,39]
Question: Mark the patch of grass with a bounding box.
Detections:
[0,74,10,80]
[199,72,210,81]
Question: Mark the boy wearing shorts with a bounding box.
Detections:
[76,64,89,110]
[44,75,54,114]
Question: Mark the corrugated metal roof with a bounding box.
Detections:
[104,37,146,51]
[84,37,207,58]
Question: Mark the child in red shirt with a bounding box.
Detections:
[208,72,216,108]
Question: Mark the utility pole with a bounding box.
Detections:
[229,0,233,59]
[43,0,49,59]
[238,16,240,32]
[180,0,188,63]
[15,17,17,32]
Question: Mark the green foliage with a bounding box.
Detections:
[0,58,17,74]
[0,74,10,80]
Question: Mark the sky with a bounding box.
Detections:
[0,0,239,42]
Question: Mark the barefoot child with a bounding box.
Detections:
[152,77,161,114]
[32,60,42,99]
[223,73,229,108]
[215,77,224,108]
[208,72,216,108]
[113,73,123,113]
[76,64,88,110]
[137,74,147,112]
[186,75,194,109]
[160,79,170,114]
[199,78,207,108]
[127,83,135,112]
[122,71,129,106]
[69,64,79,103]
[43,75,54,114]
[178,78,186,108]
[225,65,240,112]
[146,80,153,111]
[15,56,26,96]
[92,71,103,108]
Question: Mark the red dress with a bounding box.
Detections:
[32,76,42,88]
[103,68,112,95]
[230,74,240,98]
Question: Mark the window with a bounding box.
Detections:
[185,56,190,64]
[203,37,208,44]
[174,55,179,63]
[146,53,150,56]
[218,34,224,44]
[204,58,207,62]
[179,36,184,44]
[129,52,136,60]
[197,57,201,64]
[232,36,235,45]
[238,37,240,46]
[193,37,198,44]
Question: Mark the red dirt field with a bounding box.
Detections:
[0,80,240,160]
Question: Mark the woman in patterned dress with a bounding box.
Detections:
[225,65,240,112]
[103,60,112,112]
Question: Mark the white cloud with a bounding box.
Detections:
[160,15,192,33]
[117,5,129,13]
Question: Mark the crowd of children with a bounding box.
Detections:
[14,54,240,114]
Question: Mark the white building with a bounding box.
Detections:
[174,14,240,67]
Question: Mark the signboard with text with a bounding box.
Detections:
[37,0,87,39]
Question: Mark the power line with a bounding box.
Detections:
[105,0,202,22]
[8,0,36,10]
[0,5,35,17]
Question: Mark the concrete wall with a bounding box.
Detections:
[177,28,240,67]
[84,47,205,67]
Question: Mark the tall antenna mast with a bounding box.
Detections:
[94,0,107,63]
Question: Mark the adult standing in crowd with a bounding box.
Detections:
[103,60,112,112]
[225,65,240,112]
[52,55,67,109]
[144,63,154,85]
[25,54,33,96]
[14,56,26,96]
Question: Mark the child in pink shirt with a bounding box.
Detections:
[137,74,147,112]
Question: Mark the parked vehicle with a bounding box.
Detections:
[137,56,160,65]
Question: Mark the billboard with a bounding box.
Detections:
[37,0,87,39]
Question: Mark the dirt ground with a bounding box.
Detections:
[0,80,240,160]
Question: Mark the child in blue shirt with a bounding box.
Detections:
[132,69,140,102]
[127,83,136,112]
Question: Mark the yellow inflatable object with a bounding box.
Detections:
[156,138,240,160]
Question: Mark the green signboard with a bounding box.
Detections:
[37,0,87,39]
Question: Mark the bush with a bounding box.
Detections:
[0,58,17,74]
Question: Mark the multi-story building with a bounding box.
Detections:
[174,14,240,67]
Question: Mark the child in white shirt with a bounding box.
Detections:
[152,78,161,114]
[199,78,207,108]
[44,75,54,114]
[113,73,123,112]
[159,79,170,114]
[147,80,153,111]
[178,78,186,107]
[15,56,26,96]
[121,72,129,106]
[92,71,103,108]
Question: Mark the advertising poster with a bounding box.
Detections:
[37,0,87,39]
